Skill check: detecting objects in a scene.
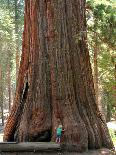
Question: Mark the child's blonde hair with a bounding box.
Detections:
[59,125,63,128]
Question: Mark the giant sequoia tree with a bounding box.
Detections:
[4,0,114,152]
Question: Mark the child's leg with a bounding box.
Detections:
[56,137,58,143]
[56,136,59,143]
[58,137,61,143]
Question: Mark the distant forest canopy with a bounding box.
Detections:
[0,0,24,118]
[0,0,115,122]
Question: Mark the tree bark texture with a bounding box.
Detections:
[93,33,99,106]
[0,65,4,126]
[7,63,11,112]
[4,0,114,152]
[15,0,20,80]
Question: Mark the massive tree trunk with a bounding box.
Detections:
[4,0,114,152]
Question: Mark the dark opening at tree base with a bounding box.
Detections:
[29,130,52,142]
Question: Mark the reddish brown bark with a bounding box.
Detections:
[7,63,11,112]
[4,0,114,152]
[15,0,20,80]
[93,33,99,105]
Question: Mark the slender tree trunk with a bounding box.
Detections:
[15,0,20,80]
[114,64,116,119]
[114,63,116,109]
[111,55,116,119]
[0,65,4,126]
[93,33,99,106]
[93,33,106,121]
[7,63,11,112]
[4,0,114,152]
[7,0,10,8]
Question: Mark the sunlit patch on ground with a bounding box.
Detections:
[107,121,116,130]
[0,125,4,142]
[100,148,115,155]
[107,121,116,151]
[0,133,3,142]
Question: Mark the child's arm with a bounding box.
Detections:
[55,127,57,130]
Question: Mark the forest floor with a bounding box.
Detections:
[0,149,115,155]
[0,125,3,142]
[0,121,115,155]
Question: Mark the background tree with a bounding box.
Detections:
[87,0,116,121]
[4,0,114,152]
[0,0,24,116]
[0,65,4,125]
[0,5,15,117]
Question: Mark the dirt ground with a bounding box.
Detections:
[0,149,116,155]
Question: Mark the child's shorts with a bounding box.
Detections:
[57,134,61,138]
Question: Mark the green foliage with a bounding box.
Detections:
[109,128,116,145]
[0,0,24,109]
[87,0,116,116]
[0,7,15,77]
[87,0,116,47]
